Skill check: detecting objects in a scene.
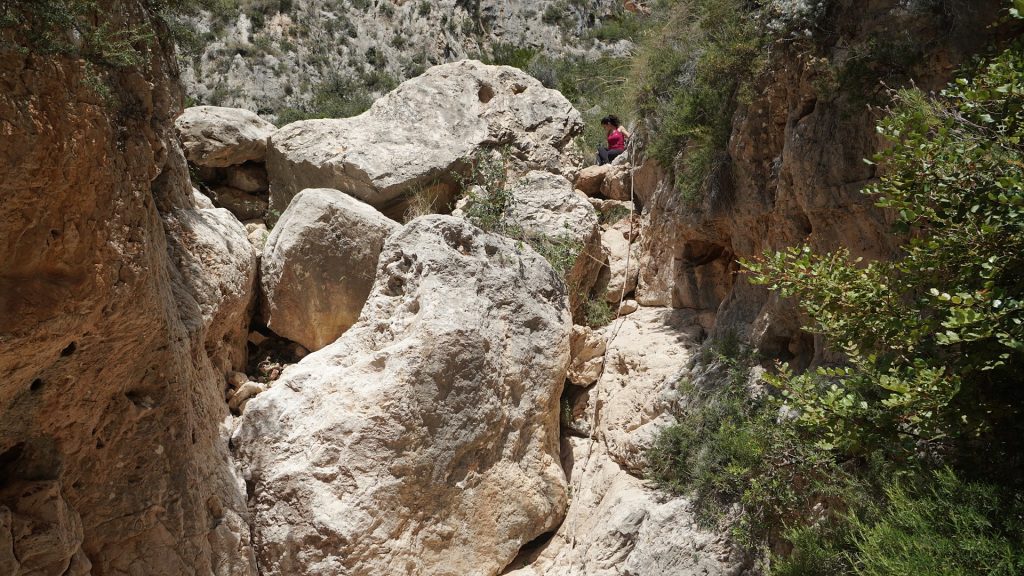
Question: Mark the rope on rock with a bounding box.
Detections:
[571,134,641,551]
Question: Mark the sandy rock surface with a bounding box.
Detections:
[165,204,258,375]
[597,218,641,305]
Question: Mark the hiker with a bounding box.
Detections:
[597,115,629,165]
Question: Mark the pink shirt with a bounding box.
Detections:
[607,130,625,151]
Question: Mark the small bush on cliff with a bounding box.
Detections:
[2,0,152,64]
[649,339,859,546]
[275,73,377,124]
[630,0,768,202]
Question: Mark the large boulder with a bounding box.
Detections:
[210,186,268,221]
[503,170,602,313]
[267,60,584,218]
[175,106,276,167]
[575,164,611,197]
[236,215,572,576]
[260,188,400,351]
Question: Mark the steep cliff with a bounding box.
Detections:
[634,0,1004,362]
[0,1,255,573]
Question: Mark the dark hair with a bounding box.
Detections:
[600,115,621,128]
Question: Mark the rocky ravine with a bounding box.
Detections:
[5,1,996,574]
[1,16,741,570]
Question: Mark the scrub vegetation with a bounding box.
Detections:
[649,4,1024,572]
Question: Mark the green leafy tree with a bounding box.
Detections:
[746,31,1024,467]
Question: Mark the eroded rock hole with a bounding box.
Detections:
[0,443,26,477]
[30,378,43,392]
[478,84,495,103]
[60,342,77,357]
[503,529,559,572]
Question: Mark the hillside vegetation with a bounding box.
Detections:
[621,1,1024,574]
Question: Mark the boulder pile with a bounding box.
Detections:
[175,106,276,227]
[267,60,584,219]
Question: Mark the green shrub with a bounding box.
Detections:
[583,298,615,328]
[630,0,767,203]
[852,470,1024,576]
[275,74,374,124]
[648,341,861,545]
[1,0,156,67]
[484,42,538,71]
[719,12,1024,573]
[586,11,644,43]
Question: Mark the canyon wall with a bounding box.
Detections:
[635,0,1004,365]
[0,2,255,573]
[177,0,626,116]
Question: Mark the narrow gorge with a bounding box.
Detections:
[2,1,1022,575]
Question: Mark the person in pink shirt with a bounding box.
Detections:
[597,115,629,165]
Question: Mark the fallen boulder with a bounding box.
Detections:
[575,164,611,197]
[237,215,571,576]
[165,204,258,374]
[211,186,268,221]
[260,188,399,351]
[175,106,276,168]
[267,60,583,219]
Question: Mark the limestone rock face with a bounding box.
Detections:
[505,171,602,308]
[175,106,276,167]
[260,188,400,351]
[574,163,631,201]
[598,218,641,304]
[597,308,704,472]
[505,440,745,576]
[568,325,606,388]
[177,0,623,117]
[237,215,572,575]
[508,309,742,576]
[0,6,255,574]
[267,60,584,218]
